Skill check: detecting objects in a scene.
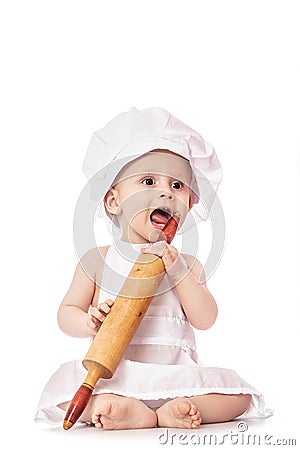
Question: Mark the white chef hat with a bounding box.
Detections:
[82,107,222,231]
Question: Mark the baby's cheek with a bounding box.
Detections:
[120,189,153,218]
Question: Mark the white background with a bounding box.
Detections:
[1,1,299,448]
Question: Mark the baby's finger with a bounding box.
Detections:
[105,299,114,307]
[161,244,175,267]
[141,241,167,257]
[99,302,111,315]
[89,306,102,320]
[98,313,107,323]
[87,316,100,335]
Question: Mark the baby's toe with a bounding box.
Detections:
[189,404,198,416]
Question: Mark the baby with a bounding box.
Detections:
[35,107,271,430]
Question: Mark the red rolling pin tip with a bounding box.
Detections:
[63,419,74,430]
[63,383,93,430]
[163,212,180,244]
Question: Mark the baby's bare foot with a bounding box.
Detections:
[91,394,157,430]
[156,398,202,429]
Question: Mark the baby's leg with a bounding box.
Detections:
[59,394,157,430]
[156,393,251,429]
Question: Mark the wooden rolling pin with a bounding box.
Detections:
[63,213,180,430]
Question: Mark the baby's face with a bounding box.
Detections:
[105,150,193,243]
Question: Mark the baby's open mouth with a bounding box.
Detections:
[150,208,172,229]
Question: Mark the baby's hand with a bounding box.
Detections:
[141,242,188,284]
[87,299,114,335]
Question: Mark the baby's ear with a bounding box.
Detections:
[189,195,194,210]
[104,188,120,214]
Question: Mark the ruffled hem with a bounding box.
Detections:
[35,359,273,425]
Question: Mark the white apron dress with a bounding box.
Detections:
[35,240,272,425]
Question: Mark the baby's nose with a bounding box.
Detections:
[159,190,174,200]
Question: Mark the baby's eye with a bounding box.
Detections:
[141,177,155,186]
[171,180,184,190]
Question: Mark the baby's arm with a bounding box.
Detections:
[178,253,218,330]
[142,243,217,330]
[57,246,109,338]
